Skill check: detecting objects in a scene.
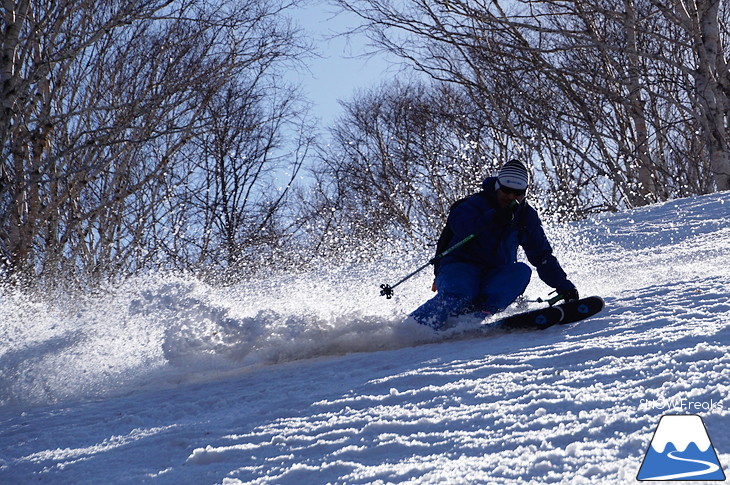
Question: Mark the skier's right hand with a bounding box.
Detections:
[495,200,519,226]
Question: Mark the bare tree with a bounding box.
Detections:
[333,0,729,215]
[161,79,313,280]
[0,0,309,285]
[650,0,730,191]
[302,79,508,258]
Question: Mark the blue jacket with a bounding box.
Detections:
[439,177,574,291]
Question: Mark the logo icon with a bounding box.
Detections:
[637,414,726,481]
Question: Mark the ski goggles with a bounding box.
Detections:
[499,185,526,196]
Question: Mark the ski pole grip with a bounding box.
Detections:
[546,293,565,306]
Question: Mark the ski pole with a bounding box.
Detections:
[379,232,476,299]
[535,291,566,306]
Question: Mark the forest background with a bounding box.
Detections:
[2,0,729,289]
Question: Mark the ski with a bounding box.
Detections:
[494,296,605,331]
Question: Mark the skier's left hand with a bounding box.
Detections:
[561,287,580,302]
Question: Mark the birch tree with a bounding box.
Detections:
[651,0,730,190]
[0,0,308,285]
[333,0,729,215]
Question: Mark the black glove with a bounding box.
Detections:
[494,200,519,226]
[560,287,580,302]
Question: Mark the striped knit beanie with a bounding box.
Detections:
[497,159,529,190]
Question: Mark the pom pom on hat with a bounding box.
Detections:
[497,159,529,190]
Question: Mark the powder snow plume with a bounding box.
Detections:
[0,253,438,408]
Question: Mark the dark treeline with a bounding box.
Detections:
[1,0,728,288]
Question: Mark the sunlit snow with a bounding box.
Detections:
[1,192,728,484]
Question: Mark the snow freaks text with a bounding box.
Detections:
[639,398,725,412]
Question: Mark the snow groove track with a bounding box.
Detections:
[649,451,721,480]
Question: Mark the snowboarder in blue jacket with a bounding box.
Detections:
[410,159,579,330]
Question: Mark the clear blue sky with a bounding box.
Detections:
[290,0,398,127]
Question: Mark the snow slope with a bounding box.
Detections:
[1,192,729,484]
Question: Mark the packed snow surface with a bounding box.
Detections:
[1,192,729,484]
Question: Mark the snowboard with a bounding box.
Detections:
[493,296,605,331]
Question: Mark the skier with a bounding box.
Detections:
[410,159,579,330]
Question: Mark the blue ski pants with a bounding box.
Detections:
[410,261,531,330]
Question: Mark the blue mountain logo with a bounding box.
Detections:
[638,414,726,481]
